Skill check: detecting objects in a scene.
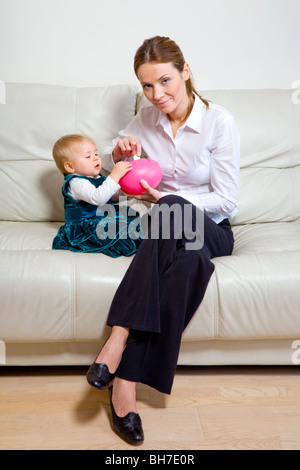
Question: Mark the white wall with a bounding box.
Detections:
[0,0,299,90]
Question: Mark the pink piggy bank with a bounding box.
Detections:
[119,157,163,195]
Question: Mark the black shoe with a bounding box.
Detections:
[109,387,144,446]
[86,362,115,390]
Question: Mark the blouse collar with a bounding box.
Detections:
[156,94,206,134]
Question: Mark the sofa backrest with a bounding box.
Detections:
[0,82,138,222]
[0,83,299,225]
[203,89,300,225]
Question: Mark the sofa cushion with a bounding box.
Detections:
[183,221,300,341]
[1,220,299,343]
[0,82,138,222]
[214,250,300,339]
[233,221,300,254]
[203,90,300,225]
[0,249,132,342]
[0,161,64,222]
[0,221,61,250]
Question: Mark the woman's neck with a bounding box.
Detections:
[168,94,194,138]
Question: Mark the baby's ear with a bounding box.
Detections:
[64,161,75,174]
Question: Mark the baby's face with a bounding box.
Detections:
[66,140,101,177]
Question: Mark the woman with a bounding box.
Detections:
[86,36,240,445]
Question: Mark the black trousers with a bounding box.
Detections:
[107,195,234,394]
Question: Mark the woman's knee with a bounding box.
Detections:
[157,194,189,207]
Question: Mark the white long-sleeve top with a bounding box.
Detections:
[102,95,240,224]
[68,175,120,206]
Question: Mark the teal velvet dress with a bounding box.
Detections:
[52,174,142,257]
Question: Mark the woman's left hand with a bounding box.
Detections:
[131,179,162,203]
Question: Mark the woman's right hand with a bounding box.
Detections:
[112,136,142,162]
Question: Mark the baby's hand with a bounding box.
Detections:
[109,161,132,184]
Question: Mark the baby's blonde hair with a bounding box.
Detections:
[52,134,96,173]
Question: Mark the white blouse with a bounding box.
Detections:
[102,95,240,224]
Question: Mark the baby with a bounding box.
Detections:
[52,134,142,257]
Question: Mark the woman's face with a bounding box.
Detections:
[137,61,190,119]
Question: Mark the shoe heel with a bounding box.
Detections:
[109,387,144,445]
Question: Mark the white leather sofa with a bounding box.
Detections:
[1,82,300,367]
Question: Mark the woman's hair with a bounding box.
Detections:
[52,134,95,173]
[134,36,209,120]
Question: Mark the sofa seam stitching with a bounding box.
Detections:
[291,90,296,220]
[71,254,76,341]
[214,272,219,339]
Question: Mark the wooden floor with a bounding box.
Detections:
[0,365,300,450]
